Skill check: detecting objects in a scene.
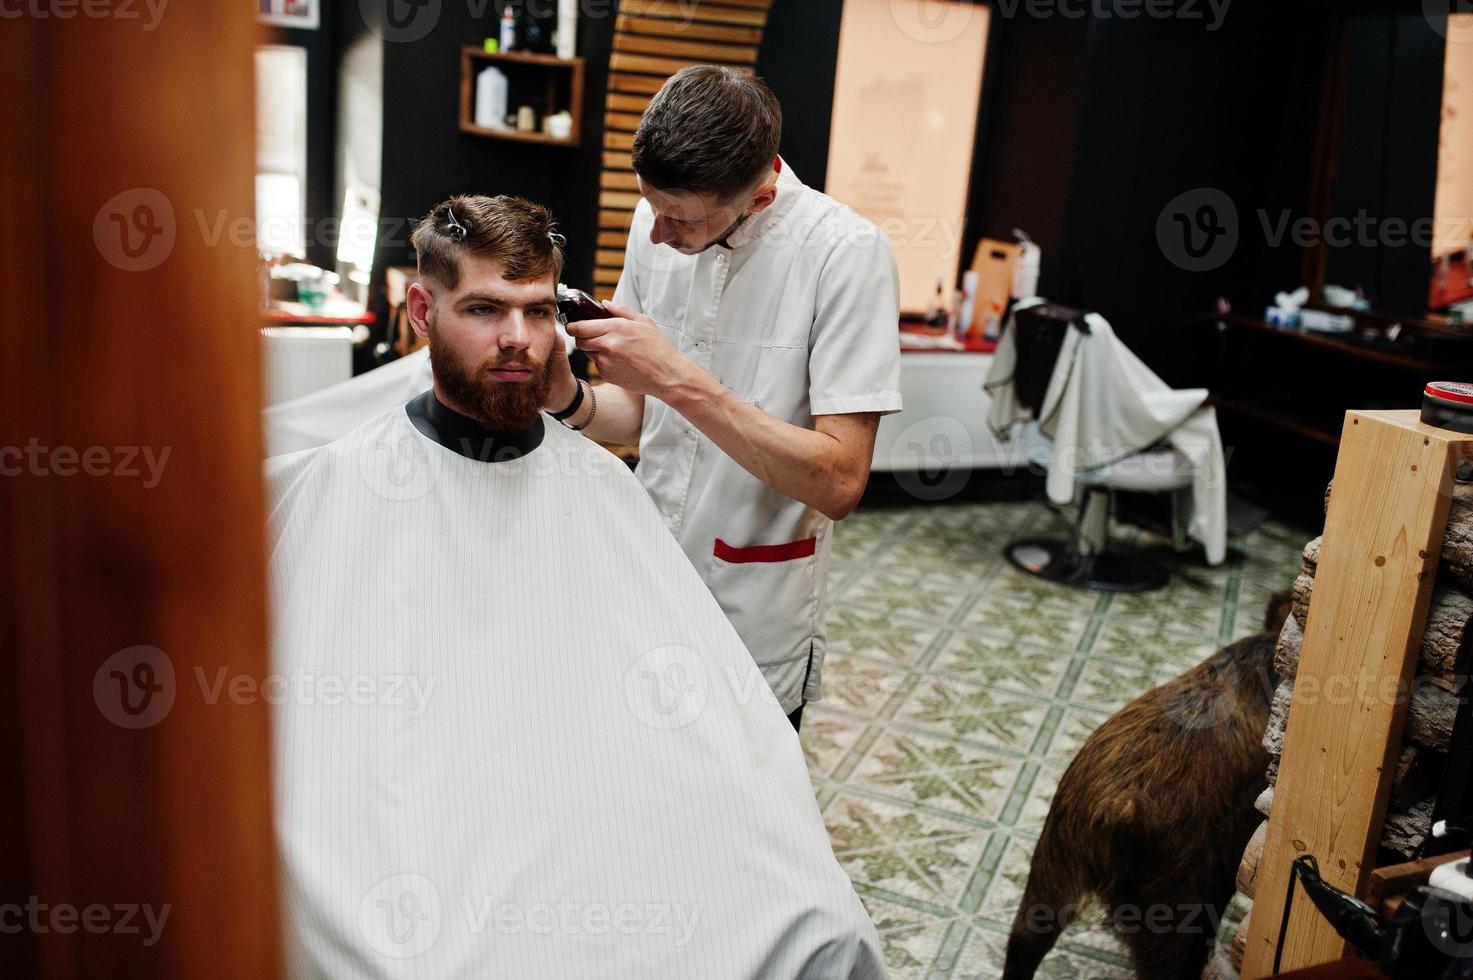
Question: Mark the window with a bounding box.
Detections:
[255,45,308,259]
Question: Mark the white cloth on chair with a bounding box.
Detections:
[985,302,1227,564]
[263,347,434,457]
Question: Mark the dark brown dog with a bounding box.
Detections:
[1002,592,1291,980]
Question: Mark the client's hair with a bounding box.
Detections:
[411,194,564,290]
[632,65,782,202]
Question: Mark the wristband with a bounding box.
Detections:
[549,379,585,421]
[567,381,597,432]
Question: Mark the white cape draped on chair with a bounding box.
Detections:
[986,300,1227,564]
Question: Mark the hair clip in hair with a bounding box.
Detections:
[445,207,468,242]
[548,231,567,249]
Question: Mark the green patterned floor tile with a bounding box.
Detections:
[856,894,965,979]
[802,701,869,781]
[927,632,1076,699]
[892,674,1054,752]
[848,726,1026,825]
[828,607,945,668]
[819,651,914,717]
[1088,618,1221,675]
[824,791,990,912]
[1067,656,1179,714]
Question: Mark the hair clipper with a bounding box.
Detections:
[556,285,613,324]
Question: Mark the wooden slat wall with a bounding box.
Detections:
[593,0,773,299]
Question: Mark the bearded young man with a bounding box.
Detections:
[264,195,885,978]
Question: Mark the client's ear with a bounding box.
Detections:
[406,282,434,340]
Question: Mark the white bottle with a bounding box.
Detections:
[475,66,509,130]
[556,0,577,59]
[1012,228,1041,301]
[957,269,979,340]
[499,8,516,53]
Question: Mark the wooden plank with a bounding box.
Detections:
[1365,849,1469,915]
[607,92,653,113]
[616,14,764,44]
[600,171,641,191]
[1242,409,1473,977]
[605,111,645,132]
[594,287,617,302]
[609,73,675,95]
[613,33,759,62]
[599,209,636,230]
[594,267,623,286]
[603,150,635,171]
[618,0,768,28]
[596,248,628,267]
[600,190,643,210]
[611,52,751,76]
[603,130,636,151]
[1,4,281,977]
[598,230,629,248]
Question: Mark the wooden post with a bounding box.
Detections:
[0,6,279,978]
[1242,410,1473,977]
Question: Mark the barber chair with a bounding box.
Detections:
[1001,303,1194,593]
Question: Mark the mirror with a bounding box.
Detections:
[1319,12,1473,319]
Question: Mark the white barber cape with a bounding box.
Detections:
[267,407,886,979]
[984,300,1228,564]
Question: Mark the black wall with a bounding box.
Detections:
[1056,2,1327,375]
[754,0,845,190]
[966,10,1089,302]
[1324,14,1445,313]
[373,1,616,295]
[766,0,1329,383]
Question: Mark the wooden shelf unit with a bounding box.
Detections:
[458,47,584,146]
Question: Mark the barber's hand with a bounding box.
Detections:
[542,324,579,413]
[565,301,696,398]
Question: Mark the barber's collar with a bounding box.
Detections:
[717,157,803,253]
[405,389,545,462]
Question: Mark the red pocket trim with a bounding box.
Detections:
[713,536,817,564]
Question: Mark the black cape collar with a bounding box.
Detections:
[405,390,545,463]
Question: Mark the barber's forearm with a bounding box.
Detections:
[567,382,644,447]
[664,372,864,521]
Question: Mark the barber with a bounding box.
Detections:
[544,66,901,732]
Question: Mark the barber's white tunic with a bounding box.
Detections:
[615,162,902,714]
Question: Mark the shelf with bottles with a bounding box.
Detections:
[458,47,584,146]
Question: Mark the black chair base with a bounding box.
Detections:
[1003,537,1168,593]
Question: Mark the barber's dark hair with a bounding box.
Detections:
[410,194,564,289]
[631,65,782,202]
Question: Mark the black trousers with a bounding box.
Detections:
[786,702,804,732]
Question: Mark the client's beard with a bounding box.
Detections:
[428,332,552,431]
